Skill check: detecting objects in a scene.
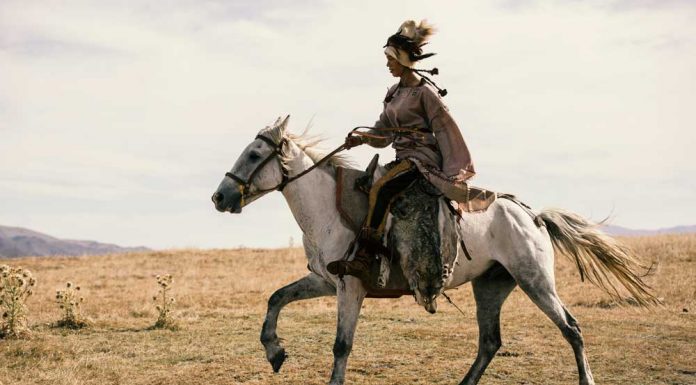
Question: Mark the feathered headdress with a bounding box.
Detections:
[384,20,437,66]
[384,20,448,98]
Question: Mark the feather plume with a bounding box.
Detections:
[385,19,439,67]
[413,19,436,46]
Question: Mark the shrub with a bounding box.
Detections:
[0,265,36,339]
[152,274,177,330]
[55,282,88,329]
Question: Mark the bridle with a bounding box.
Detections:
[222,126,383,207]
[224,134,290,206]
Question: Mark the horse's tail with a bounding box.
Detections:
[538,208,661,307]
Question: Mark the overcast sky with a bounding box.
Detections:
[1,0,694,249]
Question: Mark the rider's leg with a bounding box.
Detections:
[327,160,418,277]
[364,161,419,241]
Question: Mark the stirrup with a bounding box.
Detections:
[326,239,383,277]
[326,251,373,277]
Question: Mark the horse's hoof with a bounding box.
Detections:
[270,349,287,373]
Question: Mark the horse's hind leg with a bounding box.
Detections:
[490,202,594,385]
[261,273,335,373]
[459,263,517,385]
[510,262,595,385]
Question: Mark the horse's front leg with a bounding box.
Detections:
[329,275,367,385]
[261,273,336,372]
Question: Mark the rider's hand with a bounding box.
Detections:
[345,135,364,149]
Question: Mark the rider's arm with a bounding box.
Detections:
[361,110,394,148]
[422,86,475,180]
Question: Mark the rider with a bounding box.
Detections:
[327,20,475,277]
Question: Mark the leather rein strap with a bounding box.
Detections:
[223,126,411,204]
[224,134,347,204]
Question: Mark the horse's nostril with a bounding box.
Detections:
[212,192,224,204]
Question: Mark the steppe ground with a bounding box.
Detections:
[0,234,694,385]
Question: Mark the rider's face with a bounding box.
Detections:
[386,54,404,77]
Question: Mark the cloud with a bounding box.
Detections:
[608,0,696,11]
[1,0,694,248]
[495,0,696,13]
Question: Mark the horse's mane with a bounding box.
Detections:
[258,123,355,171]
[286,131,354,170]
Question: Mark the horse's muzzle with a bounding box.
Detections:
[212,191,242,213]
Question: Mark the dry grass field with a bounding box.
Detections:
[0,234,694,385]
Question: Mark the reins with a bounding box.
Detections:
[224,125,434,206]
[285,126,431,183]
[282,142,347,186]
[225,127,365,203]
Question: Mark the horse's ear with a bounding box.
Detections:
[279,115,290,132]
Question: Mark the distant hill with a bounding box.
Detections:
[0,225,148,258]
[602,224,696,237]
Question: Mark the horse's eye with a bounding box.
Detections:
[249,152,261,161]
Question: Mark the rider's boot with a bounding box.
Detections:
[326,244,374,277]
[327,229,386,277]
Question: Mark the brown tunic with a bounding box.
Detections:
[365,80,475,181]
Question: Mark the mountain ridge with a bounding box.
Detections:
[0,225,148,258]
[1,223,692,258]
[601,224,696,237]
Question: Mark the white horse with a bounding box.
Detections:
[212,116,658,385]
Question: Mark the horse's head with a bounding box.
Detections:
[212,116,290,213]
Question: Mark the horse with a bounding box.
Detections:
[211,116,658,385]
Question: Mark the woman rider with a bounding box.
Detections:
[327,20,475,277]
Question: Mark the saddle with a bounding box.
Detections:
[334,155,500,298]
[335,155,411,298]
[333,154,377,232]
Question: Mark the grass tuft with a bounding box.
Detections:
[0,264,36,339]
[54,281,90,329]
[151,273,178,330]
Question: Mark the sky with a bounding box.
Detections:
[1,0,694,249]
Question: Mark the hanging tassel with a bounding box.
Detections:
[412,68,448,97]
[413,67,439,76]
